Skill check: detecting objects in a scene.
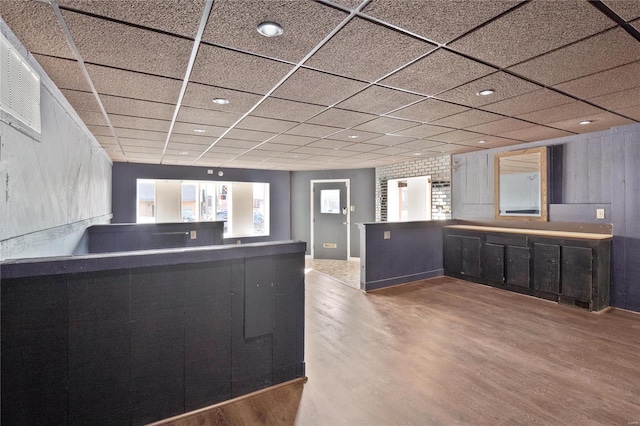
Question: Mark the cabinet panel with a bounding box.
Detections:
[444,235,462,275]
[561,246,593,301]
[462,237,481,278]
[484,243,504,285]
[534,243,560,294]
[506,246,530,288]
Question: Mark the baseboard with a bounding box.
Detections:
[364,269,444,292]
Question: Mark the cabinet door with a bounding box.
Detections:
[462,237,481,278]
[506,246,530,288]
[561,246,592,301]
[533,243,560,294]
[444,235,463,275]
[484,243,504,285]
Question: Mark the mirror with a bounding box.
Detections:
[494,147,548,221]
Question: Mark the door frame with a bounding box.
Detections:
[310,179,351,260]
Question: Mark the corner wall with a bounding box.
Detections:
[0,20,112,260]
[451,123,640,312]
[375,155,451,222]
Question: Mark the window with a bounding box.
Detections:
[0,32,41,133]
[136,179,270,237]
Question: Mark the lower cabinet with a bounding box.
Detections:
[443,227,611,311]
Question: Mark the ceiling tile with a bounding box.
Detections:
[257,143,296,152]
[389,98,469,122]
[361,0,519,44]
[371,146,413,155]
[465,118,533,135]
[449,0,615,68]
[588,87,640,112]
[517,101,604,125]
[287,124,342,138]
[215,139,262,150]
[336,85,424,115]
[342,143,387,152]
[225,128,276,142]
[509,28,640,86]
[115,128,166,141]
[547,112,635,133]
[307,139,355,150]
[427,143,478,154]
[392,124,452,139]
[59,0,206,37]
[480,89,575,116]
[166,141,210,152]
[269,134,319,146]
[327,129,382,142]
[272,68,368,106]
[252,98,326,122]
[86,125,112,137]
[436,72,541,108]
[33,55,91,92]
[108,115,171,132]
[615,106,640,121]
[291,146,332,155]
[202,0,347,62]
[191,44,294,94]
[429,109,503,129]
[353,117,419,134]
[62,10,192,79]
[1,1,75,59]
[206,146,248,155]
[497,126,574,142]
[77,111,109,127]
[119,138,166,148]
[182,82,262,114]
[307,108,376,128]
[430,130,486,143]
[173,122,227,136]
[169,133,215,145]
[237,116,297,134]
[602,0,640,21]
[306,17,435,82]
[458,135,523,148]
[60,89,101,112]
[364,135,417,146]
[552,61,640,99]
[381,49,495,96]
[177,106,241,127]
[86,64,182,104]
[394,139,447,150]
[100,95,176,120]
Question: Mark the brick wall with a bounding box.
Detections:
[375,155,451,221]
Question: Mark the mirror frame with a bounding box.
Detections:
[494,146,548,222]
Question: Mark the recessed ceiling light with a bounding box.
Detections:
[477,89,495,96]
[478,140,487,144]
[193,129,206,133]
[413,152,422,156]
[257,22,283,37]
[212,98,229,105]
[579,120,593,125]
[348,135,359,139]
[180,151,189,155]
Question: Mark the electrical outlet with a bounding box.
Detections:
[384,231,391,240]
[596,208,605,219]
[190,230,197,239]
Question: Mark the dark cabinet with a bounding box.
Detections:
[443,226,611,311]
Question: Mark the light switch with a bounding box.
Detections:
[596,208,605,219]
[190,230,197,239]
[384,231,391,239]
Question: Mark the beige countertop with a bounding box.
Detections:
[444,225,612,240]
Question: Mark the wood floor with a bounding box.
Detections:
[296,271,640,425]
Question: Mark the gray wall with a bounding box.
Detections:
[291,169,375,257]
[111,162,291,244]
[0,20,112,261]
[452,123,640,312]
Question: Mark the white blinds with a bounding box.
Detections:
[0,32,41,133]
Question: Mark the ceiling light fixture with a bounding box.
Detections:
[477,89,495,96]
[348,135,359,139]
[478,140,487,144]
[579,120,593,125]
[193,129,206,133]
[180,151,189,155]
[257,22,283,37]
[413,152,422,156]
[212,98,229,105]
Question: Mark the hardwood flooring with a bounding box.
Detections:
[296,271,640,425]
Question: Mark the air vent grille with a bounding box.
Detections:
[0,32,41,133]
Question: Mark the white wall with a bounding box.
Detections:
[0,19,112,260]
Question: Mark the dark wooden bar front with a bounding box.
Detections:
[0,241,305,425]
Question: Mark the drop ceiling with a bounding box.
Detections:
[2,0,639,171]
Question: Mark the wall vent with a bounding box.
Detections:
[0,32,41,133]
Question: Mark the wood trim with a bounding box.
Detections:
[445,224,612,240]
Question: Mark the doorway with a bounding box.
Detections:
[387,176,432,221]
[311,180,350,260]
